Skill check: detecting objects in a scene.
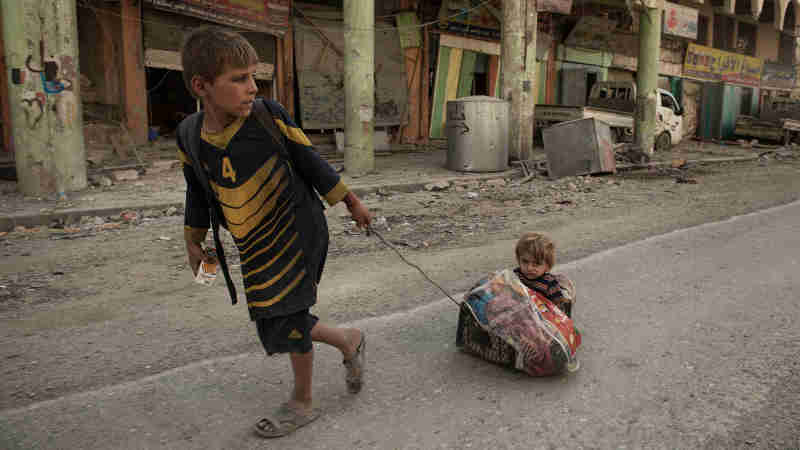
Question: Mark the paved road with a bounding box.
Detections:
[2,202,799,449]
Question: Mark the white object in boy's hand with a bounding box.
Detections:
[194,248,218,286]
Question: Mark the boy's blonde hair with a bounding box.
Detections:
[515,232,556,268]
[180,26,259,99]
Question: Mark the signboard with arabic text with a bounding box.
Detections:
[683,43,763,87]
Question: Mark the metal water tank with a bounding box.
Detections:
[445,96,510,172]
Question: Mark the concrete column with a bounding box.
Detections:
[1,0,87,196]
[343,0,374,176]
[120,0,148,145]
[634,6,662,155]
[501,0,536,161]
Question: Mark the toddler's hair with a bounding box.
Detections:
[180,26,259,99]
[515,232,555,268]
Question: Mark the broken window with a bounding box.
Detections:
[713,14,735,51]
[736,22,757,56]
[779,31,794,65]
[697,15,709,46]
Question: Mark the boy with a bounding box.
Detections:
[177,27,371,438]
[514,232,573,317]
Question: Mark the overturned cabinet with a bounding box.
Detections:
[541,117,616,179]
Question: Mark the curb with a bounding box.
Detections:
[0,155,760,232]
[0,202,185,232]
[616,155,758,171]
[0,170,518,232]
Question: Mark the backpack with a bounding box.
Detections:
[177,99,296,305]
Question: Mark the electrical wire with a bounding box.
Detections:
[76,0,495,34]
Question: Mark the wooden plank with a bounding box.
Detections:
[436,47,463,138]
[439,34,501,55]
[421,26,431,144]
[121,0,148,144]
[457,50,478,98]
[429,46,451,139]
[283,17,296,119]
[445,48,463,101]
[401,47,422,143]
[488,55,500,98]
[276,33,285,104]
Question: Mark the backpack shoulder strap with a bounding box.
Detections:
[252,99,291,162]
[177,113,238,305]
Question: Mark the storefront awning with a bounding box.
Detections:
[143,0,289,37]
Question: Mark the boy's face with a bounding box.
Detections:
[193,64,258,124]
[517,254,550,279]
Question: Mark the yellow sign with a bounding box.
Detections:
[684,43,763,86]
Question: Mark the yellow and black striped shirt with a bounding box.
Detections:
[177,100,348,319]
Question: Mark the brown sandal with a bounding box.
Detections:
[254,403,320,438]
[343,332,366,394]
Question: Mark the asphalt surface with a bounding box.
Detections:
[1,201,799,449]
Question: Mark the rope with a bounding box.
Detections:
[366,224,462,307]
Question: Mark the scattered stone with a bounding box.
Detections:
[371,216,390,231]
[454,186,465,192]
[567,182,578,192]
[503,200,522,208]
[158,236,172,241]
[13,226,26,233]
[111,170,139,182]
[120,211,138,222]
[101,223,121,230]
[466,192,479,199]
[376,187,391,197]
[424,181,451,191]
[149,160,180,174]
[142,209,164,219]
[165,206,178,216]
[0,232,7,238]
[88,174,113,187]
[607,180,616,185]
[485,178,507,187]
[671,158,688,168]
[93,217,106,226]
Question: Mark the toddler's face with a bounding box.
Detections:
[518,255,550,279]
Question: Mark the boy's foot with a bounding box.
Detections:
[343,331,366,394]
[254,403,320,438]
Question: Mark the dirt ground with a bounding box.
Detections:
[1,143,800,448]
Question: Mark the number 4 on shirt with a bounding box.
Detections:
[221,157,237,183]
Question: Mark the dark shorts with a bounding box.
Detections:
[255,309,319,355]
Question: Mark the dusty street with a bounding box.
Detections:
[1,148,800,448]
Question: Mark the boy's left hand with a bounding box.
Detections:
[344,192,372,229]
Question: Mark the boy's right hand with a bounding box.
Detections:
[187,242,218,276]
[185,228,217,275]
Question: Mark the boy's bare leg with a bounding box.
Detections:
[310,322,362,359]
[288,351,314,412]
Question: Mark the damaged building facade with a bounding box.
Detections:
[3,0,800,171]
